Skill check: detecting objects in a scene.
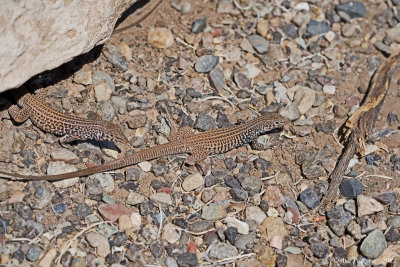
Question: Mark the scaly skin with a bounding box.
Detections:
[8,91,128,144]
[0,113,288,181]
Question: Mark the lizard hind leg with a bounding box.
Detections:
[185,147,209,165]
[168,126,194,142]
[8,105,30,123]
[60,134,81,144]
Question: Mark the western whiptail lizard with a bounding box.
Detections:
[0,113,288,181]
[8,89,128,144]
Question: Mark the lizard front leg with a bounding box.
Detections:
[8,105,30,123]
[250,135,275,150]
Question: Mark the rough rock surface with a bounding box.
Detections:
[0,0,138,92]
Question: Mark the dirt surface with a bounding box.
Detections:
[1,0,400,266]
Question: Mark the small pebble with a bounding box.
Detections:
[86,232,111,257]
[202,204,227,220]
[195,55,219,73]
[191,17,207,33]
[299,187,320,209]
[357,195,384,217]
[339,178,363,199]
[148,27,174,49]
[246,35,269,54]
[225,217,249,235]
[359,229,387,259]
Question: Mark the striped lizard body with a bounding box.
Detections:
[0,113,288,181]
[8,91,128,144]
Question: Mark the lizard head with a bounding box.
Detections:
[259,113,289,132]
[100,121,129,143]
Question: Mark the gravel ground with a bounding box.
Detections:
[1,0,400,266]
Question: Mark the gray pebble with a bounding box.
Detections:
[307,20,331,36]
[189,220,214,233]
[209,243,238,259]
[195,55,219,73]
[92,71,115,91]
[299,187,320,209]
[229,187,248,201]
[246,35,269,54]
[202,204,226,220]
[194,114,216,131]
[374,192,397,205]
[310,242,329,258]
[208,69,225,91]
[235,233,256,250]
[234,72,252,90]
[335,1,366,19]
[98,101,116,121]
[385,227,400,242]
[387,216,400,229]
[241,176,262,196]
[360,229,387,259]
[192,17,207,34]
[339,178,363,199]
[26,244,43,261]
[111,96,127,113]
[165,257,179,267]
[125,168,142,181]
[103,45,128,71]
[177,252,198,267]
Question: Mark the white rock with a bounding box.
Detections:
[73,70,92,85]
[130,212,142,230]
[94,82,112,101]
[294,86,316,115]
[348,158,359,169]
[163,223,181,244]
[323,85,336,95]
[182,173,203,191]
[225,217,249,234]
[245,206,267,225]
[243,63,261,79]
[138,161,152,172]
[150,193,173,206]
[50,148,79,164]
[364,145,378,156]
[118,214,133,230]
[357,195,384,217]
[126,192,146,206]
[48,162,79,188]
[0,0,138,93]
[325,31,336,43]
[38,248,56,267]
[294,2,310,11]
[147,28,174,49]
[86,232,111,257]
[387,25,400,43]
[91,173,114,193]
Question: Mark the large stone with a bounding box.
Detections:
[0,0,138,92]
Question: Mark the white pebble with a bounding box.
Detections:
[323,85,336,95]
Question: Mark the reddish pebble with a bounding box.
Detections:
[287,206,300,224]
[263,186,286,208]
[98,204,133,222]
[345,94,361,108]
[86,162,97,168]
[212,29,222,38]
[157,187,172,194]
[8,190,25,204]
[187,241,197,254]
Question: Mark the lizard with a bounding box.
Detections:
[7,89,129,144]
[0,113,288,181]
